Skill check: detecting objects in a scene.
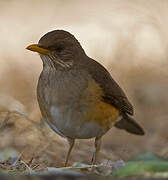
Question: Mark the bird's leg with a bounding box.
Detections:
[91,137,101,165]
[64,138,75,167]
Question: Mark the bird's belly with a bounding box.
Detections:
[39,76,119,139]
[47,100,119,139]
[48,105,103,138]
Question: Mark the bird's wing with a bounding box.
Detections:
[85,58,133,115]
[83,58,144,135]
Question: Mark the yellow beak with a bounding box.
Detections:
[26,44,51,54]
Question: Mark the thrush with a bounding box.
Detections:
[26,30,144,166]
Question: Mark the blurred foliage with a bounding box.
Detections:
[114,152,168,178]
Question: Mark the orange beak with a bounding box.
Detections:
[26,44,51,54]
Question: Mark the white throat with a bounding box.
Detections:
[40,54,73,69]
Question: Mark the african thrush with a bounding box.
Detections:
[26,30,144,166]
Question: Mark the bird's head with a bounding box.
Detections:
[26,30,85,69]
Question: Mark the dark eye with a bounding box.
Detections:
[48,45,64,53]
[56,46,64,53]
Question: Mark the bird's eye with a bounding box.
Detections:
[48,45,64,53]
[56,46,64,53]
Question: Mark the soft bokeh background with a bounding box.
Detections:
[0,0,168,168]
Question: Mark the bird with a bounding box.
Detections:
[26,30,144,167]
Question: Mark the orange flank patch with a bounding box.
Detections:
[83,80,119,128]
[86,100,119,128]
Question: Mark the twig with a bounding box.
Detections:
[11,111,37,125]
[0,110,39,130]
[0,111,11,129]
[57,164,104,171]
[20,160,33,173]
[7,151,24,170]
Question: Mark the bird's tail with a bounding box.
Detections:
[114,114,145,135]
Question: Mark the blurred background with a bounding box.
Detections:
[0,0,168,168]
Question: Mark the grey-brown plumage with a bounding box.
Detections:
[38,30,144,135]
[82,58,144,135]
[26,30,144,166]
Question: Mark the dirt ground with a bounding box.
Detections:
[0,0,168,170]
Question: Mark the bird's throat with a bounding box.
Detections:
[40,54,73,70]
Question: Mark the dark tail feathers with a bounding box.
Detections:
[114,114,145,135]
